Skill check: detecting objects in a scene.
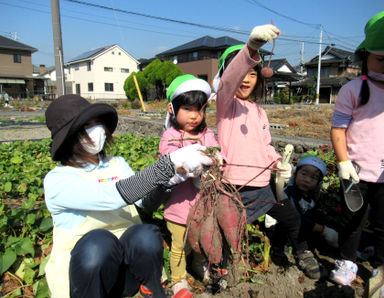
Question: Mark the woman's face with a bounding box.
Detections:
[295,165,321,194]
[367,53,384,74]
[236,68,258,100]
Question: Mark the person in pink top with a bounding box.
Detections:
[159,74,219,295]
[214,24,320,279]
[330,11,384,287]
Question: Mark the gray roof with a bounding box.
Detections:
[157,35,246,56]
[305,46,357,66]
[66,45,112,63]
[0,35,37,53]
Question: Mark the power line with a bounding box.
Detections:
[245,0,321,28]
[64,0,250,35]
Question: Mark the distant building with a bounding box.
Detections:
[0,35,41,98]
[292,46,360,103]
[33,64,70,100]
[66,44,139,100]
[155,35,271,85]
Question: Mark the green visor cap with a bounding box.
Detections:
[356,11,384,53]
[218,44,245,69]
[166,74,211,102]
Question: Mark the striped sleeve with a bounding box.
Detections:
[116,154,174,204]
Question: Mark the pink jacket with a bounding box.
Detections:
[159,127,219,225]
[216,46,281,187]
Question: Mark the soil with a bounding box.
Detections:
[0,105,375,298]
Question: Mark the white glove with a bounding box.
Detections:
[167,144,213,186]
[321,226,338,248]
[276,161,292,183]
[265,214,277,228]
[248,24,280,50]
[337,160,359,183]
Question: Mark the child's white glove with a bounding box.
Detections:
[276,161,292,183]
[265,214,278,228]
[337,160,359,183]
[321,226,338,248]
[248,24,280,50]
[167,144,213,186]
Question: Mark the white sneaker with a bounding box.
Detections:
[172,279,191,295]
[330,259,358,286]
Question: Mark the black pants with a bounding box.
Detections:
[69,224,165,298]
[238,184,308,254]
[339,181,384,267]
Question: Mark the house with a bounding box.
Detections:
[65,44,139,100]
[156,35,271,85]
[0,35,42,98]
[33,64,71,100]
[292,46,360,103]
[265,58,303,103]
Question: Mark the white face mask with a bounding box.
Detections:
[81,124,106,154]
[368,70,384,82]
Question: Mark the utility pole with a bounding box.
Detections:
[300,42,304,74]
[51,0,66,97]
[315,25,323,105]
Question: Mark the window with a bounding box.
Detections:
[118,52,121,55]
[120,68,129,73]
[76,84,81,95]
[13,54,21,63]
[88,83,93,92]
[104,67,113,72]
[74,64,79,71]
[112,51,115,55]
[192,52,198,60]
[105,83,114,92]
[87,62,91,71]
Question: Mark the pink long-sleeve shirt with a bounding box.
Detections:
[216,46,281,187]
[159,126,220,225]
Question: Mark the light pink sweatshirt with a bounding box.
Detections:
[333,78,384,182]
[216,46,281,187]
[159,126,219,225]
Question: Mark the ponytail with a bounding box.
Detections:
[359,52,370,106]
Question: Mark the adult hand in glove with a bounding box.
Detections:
[275,161,292,183]
[248,24,280,51]
[337,160,359,183]
[167,144,213,186]
[321,226,338,248]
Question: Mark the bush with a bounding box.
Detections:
[131,100,142,109]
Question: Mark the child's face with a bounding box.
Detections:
[295,165,321,194]
[368,53,384,74]
[236,68,258,99]
[168,103,204,133]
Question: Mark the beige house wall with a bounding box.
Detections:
[0,49,32,77]
[177,58,218,84]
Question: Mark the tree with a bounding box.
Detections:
[143,59,183,99]
[123,71,148,101]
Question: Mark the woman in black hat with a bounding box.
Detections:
[43,94,213,298]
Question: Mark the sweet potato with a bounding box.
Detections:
[199,210,223,264]
[216,194,244,253]
[186,198,205,253]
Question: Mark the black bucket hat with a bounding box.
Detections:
[45,94,118,161]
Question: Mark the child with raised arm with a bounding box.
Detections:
[214,24,320,279]
[159,75,220,295]
[330,11,384,286]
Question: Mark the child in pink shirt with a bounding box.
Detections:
[330,11,384,287]
[159,74,219,294]
[215,24,320,279]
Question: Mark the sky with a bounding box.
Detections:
[0,0,383,69]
